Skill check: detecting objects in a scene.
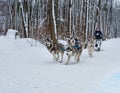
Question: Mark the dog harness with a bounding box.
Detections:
[61,47,66,51]
[73,45,81,49]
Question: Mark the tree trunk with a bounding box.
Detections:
[48,0,57,43]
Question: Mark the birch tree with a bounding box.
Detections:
[19,0,28,38]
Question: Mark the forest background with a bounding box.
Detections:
[0,0,120,43]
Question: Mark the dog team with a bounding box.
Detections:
[45,28,103,65]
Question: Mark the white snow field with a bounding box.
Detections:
[0,31,120,93]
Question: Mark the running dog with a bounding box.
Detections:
[87,39,94,57]
[45,38,65,63]
[65,37,82,65]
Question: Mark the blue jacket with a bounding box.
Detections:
[94,30,102,39]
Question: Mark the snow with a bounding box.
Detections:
[0,32,120,93]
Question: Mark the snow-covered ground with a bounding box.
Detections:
[0,33,120,93]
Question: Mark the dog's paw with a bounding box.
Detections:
[65,63,68,65]
[55,58,59,61]
[53,57,58,61]
[75,57,79,62]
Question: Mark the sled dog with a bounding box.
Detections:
[45,38,65,62]
[65,37,82,65]
[87,39,94,57]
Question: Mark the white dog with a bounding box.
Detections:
[87,39,94,57]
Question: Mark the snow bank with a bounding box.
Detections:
[6,29,19,40]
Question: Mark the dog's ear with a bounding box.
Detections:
[74,38,78,41]
[70,36,73,40]
[46,38,51,42]
[46,38,49,41]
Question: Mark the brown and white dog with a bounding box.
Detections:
[87,39,94,57]
[45,38,65,63]
[65,37,82,65]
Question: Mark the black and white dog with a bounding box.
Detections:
[65,37,82,65]
[45,38,65,63]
